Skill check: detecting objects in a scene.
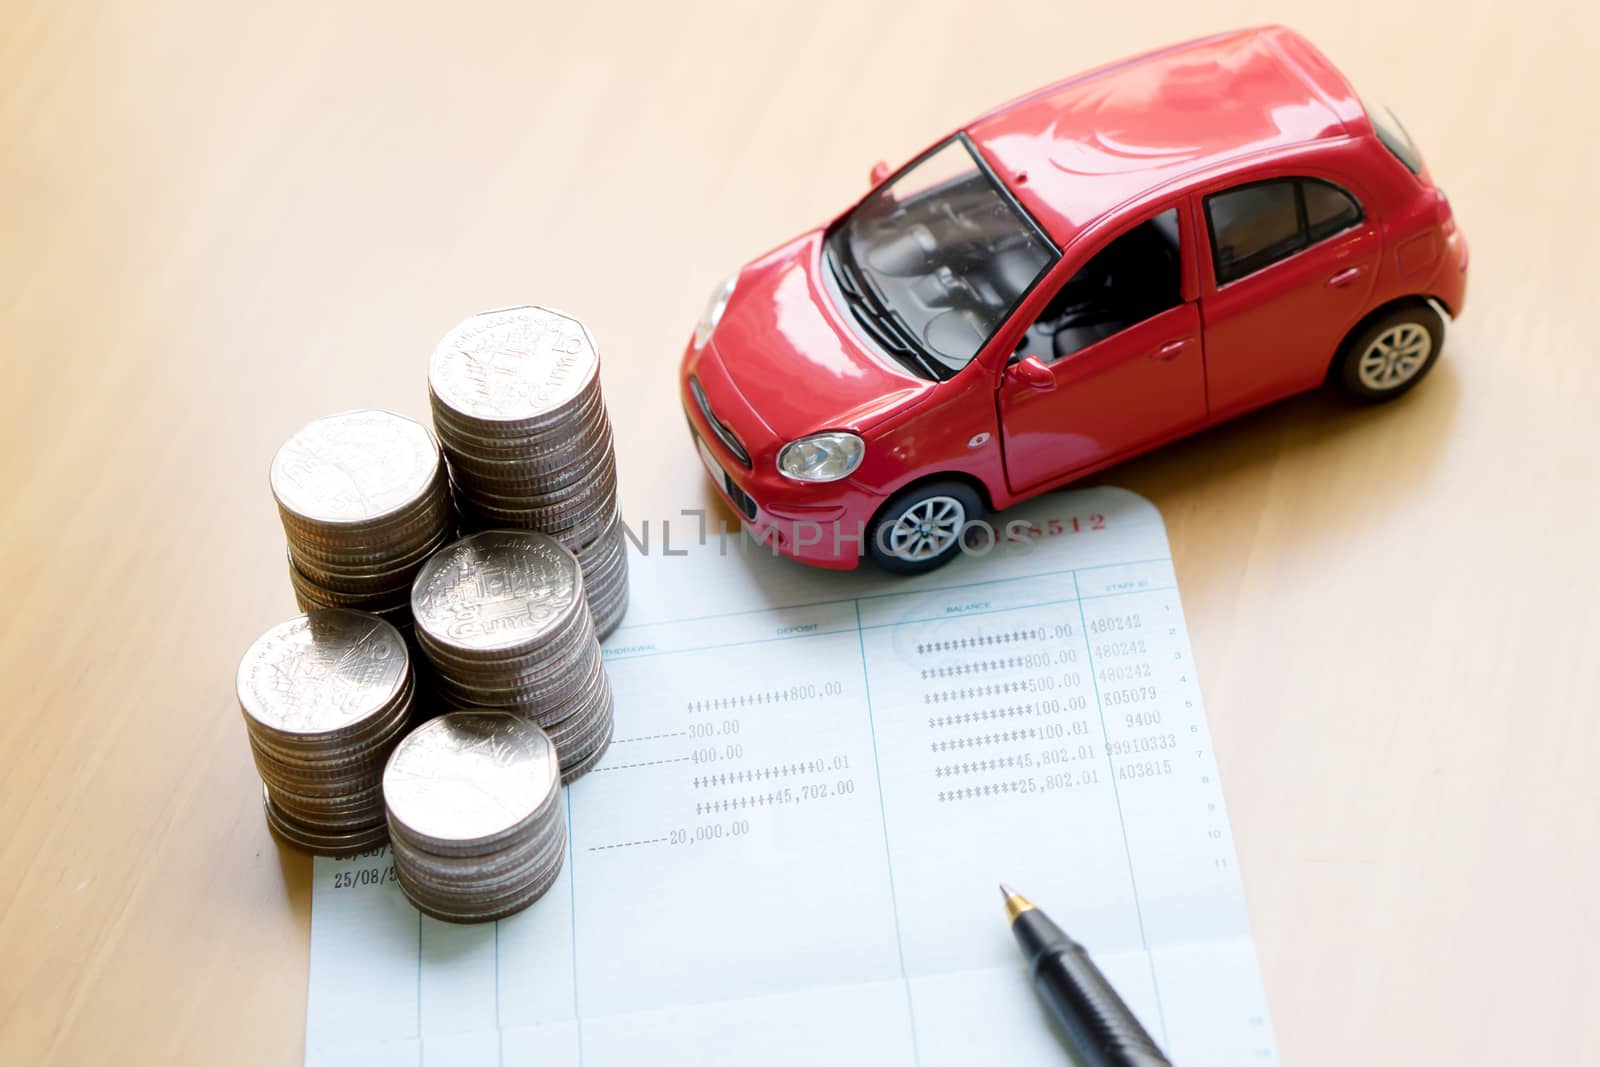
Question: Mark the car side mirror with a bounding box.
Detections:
[869,160,890,186]
[1006,354,1055,391]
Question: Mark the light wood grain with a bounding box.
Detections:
[2,1,1596,1063]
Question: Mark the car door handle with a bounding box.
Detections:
[1326,266,1365,288]
[1152,339,1190,361]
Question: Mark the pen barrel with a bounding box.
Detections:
[1031,946,1172,1067]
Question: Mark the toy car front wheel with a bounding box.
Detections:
[867,481,986,575]
[1334,303,1443,402]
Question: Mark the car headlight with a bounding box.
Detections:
[777,432,865,482]
[691,274,738,352]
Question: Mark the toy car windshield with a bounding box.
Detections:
[826,135,1057,379]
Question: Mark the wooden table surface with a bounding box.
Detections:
[3,1,1596,1063]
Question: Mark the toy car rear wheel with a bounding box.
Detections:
[867,481,986,575]
[1334,303,1443,402]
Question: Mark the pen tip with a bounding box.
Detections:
[999,883,1035,922]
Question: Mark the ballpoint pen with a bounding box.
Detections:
[1000,884,1173,1066]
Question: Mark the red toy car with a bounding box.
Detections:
[681,26,1467,573]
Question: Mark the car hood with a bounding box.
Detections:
[709,230,934,442]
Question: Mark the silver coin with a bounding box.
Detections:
[456,461,617,515]
[579,541,628,590]
[281,492,454,564]
[574,512,625,560]
[446,457,607,504]
[288,545,439,597]
[560,718,615,784]
[250,667,416,749]
[548,514,620,554]
[390,811,564,891]
[543,681,610,752]
[584,556,628,596]
[414,598,590,677]
[586,546,628,580]
[533,643,606,717]
[266,778,386,811]
[281,475,451,538]
[288,580,408,613]
[585,560,628,595]
[289,526,458,588]
[465,449,614,497]
[276,471,451,545]
[586,587,629,630]
[417,606,592,684]
[425,673,587,726]
[271,812,387,839]
[430,384,606,453]
[424,655,592,715]
[591,557,628,588]
[286,558,415,612]
[262,787,389,857]
[411,531,583,655]
[292,587,412,625]
[429,307,600,427]
[396,849,566,918]
[459,496,616,550]
[430,368,601,435]
[557,684,614,756]
[582,567,628,617]
[584,556,627,595]
[533,515,625,639]
[383,710,560,850]
[271,409,443,527]
[248,744,386,796]
[423,636,597,716]
[395,849,565,924]
[251,726,410,788]
[442,434,609,485]
[436,418,609,477]
[592,592,629,643]
[260,782,387,818]
[399,820,567,895]
[250,723,410,795]
[237,610,410,740]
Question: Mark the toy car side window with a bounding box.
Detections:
[1302,179,1363,242]
[1206,178,1365,285]
[1205,180,1304,284]
[1024,208,1183,363]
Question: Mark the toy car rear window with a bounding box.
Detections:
[1364,98,1423,175]
[1303,180,1363,242]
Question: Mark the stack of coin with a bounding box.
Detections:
[410,530,614,782]
[271,409,455,628]
[427,306,629,639]
[383,710,566,923]
[236,609,416,856]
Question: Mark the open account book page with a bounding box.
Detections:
[304,486,1278,1066]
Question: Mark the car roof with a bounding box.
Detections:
[966,26,1366,247]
